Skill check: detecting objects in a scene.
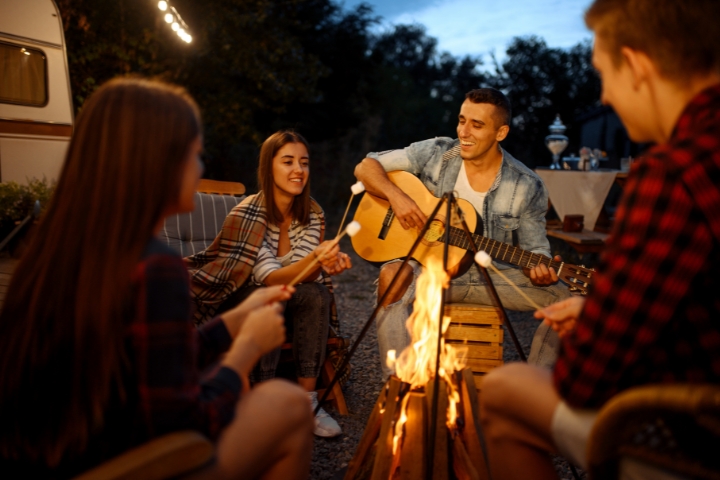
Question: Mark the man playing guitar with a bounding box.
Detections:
[354,87,572,378]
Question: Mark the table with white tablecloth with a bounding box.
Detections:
[535,169,621,232]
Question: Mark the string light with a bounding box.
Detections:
[156,1,193,43]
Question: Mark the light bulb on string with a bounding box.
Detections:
[158,1,167,11]
[164,13,173,23]
[172,22,179,31]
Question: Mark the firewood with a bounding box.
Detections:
[452,433,481,480]
[398,392,427,479]
[426,378,450,480]
[371,377,403,480]
[461,368,491,480]
[344,382,388,480]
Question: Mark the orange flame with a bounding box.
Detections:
[390,258,467,428]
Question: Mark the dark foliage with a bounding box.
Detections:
[56,0,601,212]
[489,36,601,168]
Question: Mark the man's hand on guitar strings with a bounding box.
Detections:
[525,255,562,286]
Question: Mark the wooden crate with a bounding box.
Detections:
[444,303,504,390]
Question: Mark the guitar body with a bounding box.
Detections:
[351,170,596,294]
[351,171,477,270]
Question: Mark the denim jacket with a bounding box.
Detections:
[368,137,551,266]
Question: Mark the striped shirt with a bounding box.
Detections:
[252,210,323,284]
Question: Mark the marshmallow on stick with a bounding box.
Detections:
[289,221,361,286]
[336,181,365,238]
[474,251,543,310]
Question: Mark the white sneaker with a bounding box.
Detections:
[308,391,342,438]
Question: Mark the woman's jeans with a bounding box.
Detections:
[218,282,331,382]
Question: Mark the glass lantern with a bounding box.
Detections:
[545,115,569,170]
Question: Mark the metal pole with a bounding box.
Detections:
[314,195,448,416]
[455,206,527,361]
[427,192,454,479]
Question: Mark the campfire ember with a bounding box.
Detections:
[345,260,489,480]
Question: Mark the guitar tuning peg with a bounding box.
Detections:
[569,286,580,292]
[579,264,585,268]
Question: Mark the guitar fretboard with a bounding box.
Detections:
[446,226,561,270]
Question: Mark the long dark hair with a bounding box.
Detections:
[0,77,201,465]
[257,130,311,225]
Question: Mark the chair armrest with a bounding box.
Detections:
[73,430,214,480]
[587,384,720,480]
[197,179,245,196]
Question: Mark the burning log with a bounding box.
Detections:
[346,259,497,480]
[458,368,490,478]
[371,377,404,479]
[398,392,426,479]
[345,369,489,480]
[452,434,480,480]
[426,378,450,480]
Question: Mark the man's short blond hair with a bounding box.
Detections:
[585,0,720,82]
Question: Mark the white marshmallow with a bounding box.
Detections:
[351,181,365,195]
[474,251,492,268]
[386,349,396,369]
[345,220,362,237]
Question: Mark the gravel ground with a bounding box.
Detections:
[309,237,586,480]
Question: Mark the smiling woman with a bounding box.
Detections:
[186,129,353,438]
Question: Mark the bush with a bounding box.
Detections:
[0,179,55,240]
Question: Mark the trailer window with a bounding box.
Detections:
[0,42,48,107]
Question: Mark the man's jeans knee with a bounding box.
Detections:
[375,261,573,375]
[375,260,420,379]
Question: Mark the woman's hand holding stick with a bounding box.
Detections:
[289,221,361,287]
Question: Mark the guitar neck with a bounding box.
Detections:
[447,226,560,270]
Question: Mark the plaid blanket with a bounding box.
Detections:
[185,192,339,332]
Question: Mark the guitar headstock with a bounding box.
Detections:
[559,264,595,295]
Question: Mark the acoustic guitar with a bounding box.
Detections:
[350,171,594,294]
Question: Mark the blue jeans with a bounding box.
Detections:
[375,260,571,378]
[219,282,331,382]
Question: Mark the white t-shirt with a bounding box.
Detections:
[453,161,487,218]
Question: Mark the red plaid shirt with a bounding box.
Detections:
[554,84,720,408]
[128,238,242,439]
[1,240,242,478]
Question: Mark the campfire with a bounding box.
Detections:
[345,259,489,480]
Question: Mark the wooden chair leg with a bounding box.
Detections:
[320,358,349,415]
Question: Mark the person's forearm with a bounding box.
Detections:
[354,157,404,201]
[263,253,321,285]
[222,335,263,379]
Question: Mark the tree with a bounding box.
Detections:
[489,36,601,168]
[365,24,486,149]
[56,1,602,212]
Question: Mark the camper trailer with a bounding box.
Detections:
[0,0,73,184]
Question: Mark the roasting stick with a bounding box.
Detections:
[474,251,543,310]
[288,221,362,287]
[335,181,365,238]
